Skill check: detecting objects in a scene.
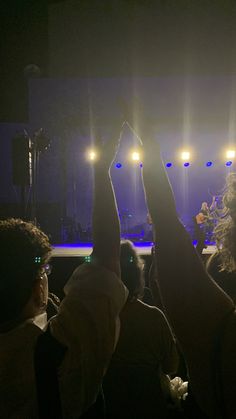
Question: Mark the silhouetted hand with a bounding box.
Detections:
[120,97,153,144]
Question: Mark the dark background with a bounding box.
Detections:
[1,0,236,122]
[1,0,236,243]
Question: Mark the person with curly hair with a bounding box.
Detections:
[207,173,236,303]
[0,218,51,330]
[0,122,128,418]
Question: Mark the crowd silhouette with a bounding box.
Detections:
[1,112,236,418]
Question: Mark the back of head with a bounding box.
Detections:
[120,240,144,300]
[0,218,51,326]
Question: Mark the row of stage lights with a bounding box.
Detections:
[87,149,236,168]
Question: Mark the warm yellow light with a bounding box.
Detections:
[89,151,96,160]
[226,150,235,159]
[131,151,141,161]
[87,149,97,161]
[181,151,190,161]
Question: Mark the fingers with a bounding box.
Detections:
[119,97,155,145]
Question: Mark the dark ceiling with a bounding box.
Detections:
[1,0,236,121]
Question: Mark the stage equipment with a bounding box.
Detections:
[30,129,50,224]
[11,129,50,221]
[11,133,32,186]
[11,133,32,219]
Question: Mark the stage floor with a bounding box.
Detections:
[52,243,217,257]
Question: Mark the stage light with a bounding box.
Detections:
[181,151,190,161]
[226,161,233,167]
[140,163,143,168]
[184,162,190,167]
[166,162,172,168]
[226,150,235,159]
[206,161,213,167]
[86,149,98,162]
[129,148,142,162]
[116,163,122,168]
[131,151,140,161]
[89,151,96,161]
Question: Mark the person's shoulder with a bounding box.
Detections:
[134,301,175,342]
[64,262,126,296]
[206,251,222,274]
[59,262,128,324]
[208,250,222,262]
[135,299,167,319]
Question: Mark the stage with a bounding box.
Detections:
[49,242,216,298]
[52,242,216,257]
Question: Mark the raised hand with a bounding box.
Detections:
[120,97,153,145]
[91,118,125,277]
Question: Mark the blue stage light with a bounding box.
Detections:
[206,161,213,167]
[115,163,122,168]
[184,162,190,167]
[226,161,233,167]
[166,162,172,168]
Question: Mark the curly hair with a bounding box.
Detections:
[0,218,51,324]
[120,240,144,300]
[213,173,236,272]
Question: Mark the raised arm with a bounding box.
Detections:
[91,123,124,277]
[52,121,128,417]
[126,115,234,416]
[135,129,233,343]
[148,246,166,312]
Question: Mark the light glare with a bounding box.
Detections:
[131,151,140,161]
[87,149,97,161]
[226,150,235,159]
[181,151,190,161]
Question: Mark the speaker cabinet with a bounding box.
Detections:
[11,133,32,186]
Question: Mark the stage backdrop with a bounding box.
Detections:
[1,76,236,242]
[28,76,236,237]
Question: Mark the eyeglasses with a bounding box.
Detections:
[40,263,52,277]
